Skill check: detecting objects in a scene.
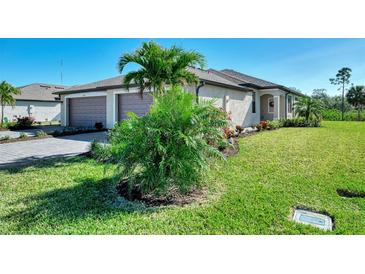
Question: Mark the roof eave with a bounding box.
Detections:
[54,79,253,95]
[260,85,304,96]
[53,84,138,95]
[17,99,63,103]
[203,80,254,92]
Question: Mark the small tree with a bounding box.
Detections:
[346,85,365,121]
[106,86,228,197]
[294,96,322,122]
[118,41,206,96]
[330,67,352,121]
[0,81,21,126]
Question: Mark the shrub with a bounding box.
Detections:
[35,130,47,137]
[223,127,234,139]
[281,117,321,127]
[235,125,243,134]
[104,86,228,197]
[260,120,268,130]
[267,120,282,130]
[255,124,262,131]
[0,135,10,141]
[19,132,27,139]
[0,121,16,129]
[89,140,111,162]
[10,116,35,129]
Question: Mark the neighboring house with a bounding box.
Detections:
[54,68,303,129]
[3,83,67,123]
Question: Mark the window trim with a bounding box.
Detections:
[268,97,274,113]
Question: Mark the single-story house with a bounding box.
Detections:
[54,68,304,129]
[3,83,67,123]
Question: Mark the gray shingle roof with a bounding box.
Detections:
[212,69,304,96]
[187,67,252,91]
[216,69,278,88]
[15,83,67,102]
[53,67,303,96]
[55,67,253,94]
[57,75,127,93]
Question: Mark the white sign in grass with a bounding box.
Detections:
[293,209,333,231]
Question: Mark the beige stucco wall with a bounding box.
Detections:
[3,100,61,122]
[188,84,259,127]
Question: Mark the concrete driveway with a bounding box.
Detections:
[0,131,107,169]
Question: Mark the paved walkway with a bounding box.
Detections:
[0,132,107,169]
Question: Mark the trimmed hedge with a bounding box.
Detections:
[281,117,321,127]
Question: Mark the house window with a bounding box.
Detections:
[268,98,274,113]
[252,92,256,113]
[287,95,293,113]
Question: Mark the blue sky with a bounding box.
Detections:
[1,38,364,95]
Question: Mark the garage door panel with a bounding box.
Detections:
[69,96,106,127]
[118,93,153,120]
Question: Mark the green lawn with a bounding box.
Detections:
[0,121,364,234]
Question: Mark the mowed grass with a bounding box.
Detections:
[0,121,364,234]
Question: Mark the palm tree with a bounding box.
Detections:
[294,96,322,122]
[118,41,206,96]
[0,81,21,127]
[346,85,365,121]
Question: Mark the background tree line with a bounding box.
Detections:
[310,67,365,121]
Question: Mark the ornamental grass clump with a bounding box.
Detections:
[106,86,228,197]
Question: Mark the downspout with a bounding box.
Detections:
[195,81,205,104]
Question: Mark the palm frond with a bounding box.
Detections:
[117,41,206,96]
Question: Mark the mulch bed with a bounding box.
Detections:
[116,178,208,207]
[51,128,107,137]
[114,130,259,206]
[337,188,365,198]
[115,128,267,207]
[0,135,52,144]
[220,140,240,157]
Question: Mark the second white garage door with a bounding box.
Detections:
[118,93,153,120]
